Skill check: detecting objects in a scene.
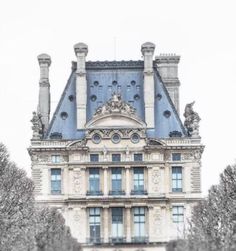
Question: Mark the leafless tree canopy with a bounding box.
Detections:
[167,165,236,251]
[0,143,80,251]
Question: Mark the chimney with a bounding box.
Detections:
[37,53,51,133]
[141,42,155,128]
[74,42,88,129]
[155,54,180,113]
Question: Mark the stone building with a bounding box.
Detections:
[28,42,204,251]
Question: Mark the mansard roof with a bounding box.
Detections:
[46,60,186,140]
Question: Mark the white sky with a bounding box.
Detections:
[0,0,236,195]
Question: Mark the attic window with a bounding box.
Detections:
[93,81,99,86]
[131,80,136,85]
[156,94,162,100]
[60,112,68,120]
[131,133,140,144]
[134,94,140,101]
[92,134,101,144]
[112,133,121,144]
[112,80,118,86]
[68,95,74,102]
[90,95,97,102]
[163,110,171,118]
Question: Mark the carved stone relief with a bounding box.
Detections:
[152,168,160,193]
[153,207,162,235]
[73,170,82,194]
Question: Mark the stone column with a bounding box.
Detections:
[37,53,51,133]
[74,42,88,129]
[103,207,109,243]
[125,206,131,242]
[103,166,108,196]
[125,167,131,195]
[141,42,155,128]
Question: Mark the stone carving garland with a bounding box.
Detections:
[153,207,162,235]
[152,169,160,193]
[73,170,82,194]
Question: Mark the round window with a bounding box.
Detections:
[68,95,74,102]
[60,112,68,120]
[92,134,101,144]
[131,80,136,86]
[163,110,171,118]
[156,93,162,100]
[93,81,99,86]
[131,133,140,144]
[112,80,118,86]
[90,95,97,102]
[134,94,140,100]
[112,133,121,144]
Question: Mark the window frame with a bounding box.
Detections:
[112,154,121,162]
[90,154,99,162]
[89,208,101,242]
[51,155,60,163]
[133,207,146,237]
[172,206,184,223]
[172,166,183,192]
[111,207,123,238]
[89,168,100,194]
[133,167,144,192]
[50,168,62,194]
[134,153,143,162]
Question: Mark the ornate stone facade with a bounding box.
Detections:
[29,42,204,251]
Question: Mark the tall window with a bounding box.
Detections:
[89,208,101,243]
[134,153,143,162]
[172,206,184,223]
[112,154,121,162]
[134,207,145,237]
[89,169,100,195]
[90,154,99,162]
[111,168,122,194]
[112,208,123,238]
[52,155,60,163]
[51,169,61,194]
[133,168,144,192]
[172,167,182,192]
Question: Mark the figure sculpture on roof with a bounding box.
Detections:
[184,102,201,137]
[31,111,43,139]
[94,92,136,116]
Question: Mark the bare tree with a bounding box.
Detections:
[167,164,236,251]
[0,143,81,251]
[0,143,35,250]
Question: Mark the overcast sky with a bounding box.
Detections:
[0,0,236,195]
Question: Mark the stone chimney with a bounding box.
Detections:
[37,53,51,133]
[155,54,180,113]
[141,42,155,128]
[74,42,88,129]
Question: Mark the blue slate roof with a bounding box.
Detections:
[46,61,186,140]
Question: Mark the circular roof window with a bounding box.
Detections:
[92,134,101,144]
[68,95,74,102]
[94,81,99,86]
[131,80,136,86]
[60,112,68,120]
[90,95,97,102]
[156,94,162,100]
[131,133,140,144]
[112,133,121,144]
[112,80,118,86]
[163,110,171,118]
[134,94,140,101]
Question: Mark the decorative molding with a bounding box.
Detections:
[152,168,160,193]
[31,111,43,140]
[73,170,82,194]
[85,60,144,70]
